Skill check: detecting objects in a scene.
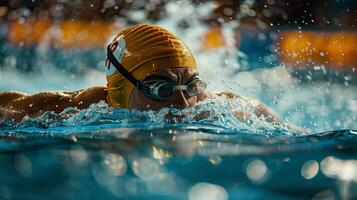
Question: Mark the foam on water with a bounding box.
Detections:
[0,2,356,200]
[1,1,356,133]
[0,95,297,136]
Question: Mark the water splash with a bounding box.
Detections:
[0,96,297,136]
[1,1,355,134]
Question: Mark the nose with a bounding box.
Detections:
[170,90,190,108]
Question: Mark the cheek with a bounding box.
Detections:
[187,96,199,105]
[194,92,209,103]
[129,89,145,109]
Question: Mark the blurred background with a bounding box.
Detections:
[0,0,356,132]
[1,2,357,200]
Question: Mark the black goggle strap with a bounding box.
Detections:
[106,45,150,93]
[107,45,206,99]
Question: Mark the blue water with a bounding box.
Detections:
[0,98,357,200]
[1,1,357,198]
[1,42,357,200]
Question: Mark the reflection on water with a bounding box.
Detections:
[102,153,127,176]
[300,160,319,180]
[14,154,32,178]
[0,118,356,199]
[321,156,357,182]
[0,96,355,199]
[0,98,298,135]
[0,1,356,199]
[189,182,228,200]
[246,159,269,183]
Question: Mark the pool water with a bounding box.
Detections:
[0,99,356,200]
[1,1,357,199]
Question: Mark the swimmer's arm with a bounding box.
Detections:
[217,92,309,133]
[0,92,75,121]
[0,87,107,121]
[246,98,281,123]
[246,98,310,133]
[217,92,283,123]
[0,91,27,107]
[72,87,108,109]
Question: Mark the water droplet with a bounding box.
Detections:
[103,153,127,176]
[189,183,228,200]
[132,157,162,180]
[246,159,268,183]
[301,160,319,179]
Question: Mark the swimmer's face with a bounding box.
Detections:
[128,68,211,110]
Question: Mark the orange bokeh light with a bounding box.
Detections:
[7,20,119,49]
[201,27,226,50]
[278,31,357,70]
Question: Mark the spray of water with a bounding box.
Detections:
[0,1,356,133]
[0,94,299,137]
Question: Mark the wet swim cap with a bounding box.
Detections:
[106,24,197,108]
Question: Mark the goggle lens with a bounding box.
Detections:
[157,82,174,99]
[187,79,207,96]
[143,78,207,100]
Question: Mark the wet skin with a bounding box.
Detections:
[0,68,212,121]
[0,87,108,121]
[0,68,308,132]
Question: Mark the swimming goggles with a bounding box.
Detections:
[106,43,207,101]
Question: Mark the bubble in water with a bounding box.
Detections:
[320,156,357,182]
[132,157,162,180]
[246,159,268,183]
[102,153,127,176]
[301,160,319,179]
[70,146,89,166]
[209,156,222,165]
[188,182,228,200]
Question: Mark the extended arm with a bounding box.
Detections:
[249,99,310,133]
[217,92,309,133]
[0,87,107,121]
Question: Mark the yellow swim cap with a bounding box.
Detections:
[106,24,197,108]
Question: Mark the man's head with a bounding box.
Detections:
[106,24,209,110]
[128,67,211,110]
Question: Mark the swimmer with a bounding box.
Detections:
[0,24,305,132]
